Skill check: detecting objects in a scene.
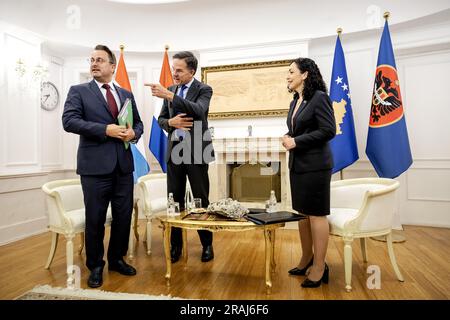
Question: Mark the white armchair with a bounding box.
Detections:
[42,179,112,284]
[42,179,137,282]
[328,177,404,292]
[137,173,167,255]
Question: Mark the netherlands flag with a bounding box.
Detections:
[148,49,173,173]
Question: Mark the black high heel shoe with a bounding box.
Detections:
[301,263,329,288]
[288,256,314,276]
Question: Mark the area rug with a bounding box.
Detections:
[15,285,183,300]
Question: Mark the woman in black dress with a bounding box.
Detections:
[282,58,336,288]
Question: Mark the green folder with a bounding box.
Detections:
[117,98,133,149]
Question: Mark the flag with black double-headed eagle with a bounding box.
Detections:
[329,33,359,174]
[366,20,412,178]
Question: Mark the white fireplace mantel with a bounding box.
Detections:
[208,137,292,210]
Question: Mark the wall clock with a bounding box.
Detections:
[41,81,60,111]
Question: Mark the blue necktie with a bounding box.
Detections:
[175,85,188,141]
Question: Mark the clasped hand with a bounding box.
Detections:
[169,113,193,131]
[106,124,135,142]
[282,134,296,150]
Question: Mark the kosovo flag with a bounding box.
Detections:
[329,35,359,174]
[366,20,412,178]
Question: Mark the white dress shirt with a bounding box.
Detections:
[95,79,122,111]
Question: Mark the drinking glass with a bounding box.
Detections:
[173,202,180,216]
[193,198,202,210]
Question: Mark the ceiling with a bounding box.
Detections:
[1,0,449,53]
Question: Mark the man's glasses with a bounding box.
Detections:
[87,57,113,65]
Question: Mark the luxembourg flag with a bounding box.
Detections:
[148,49,173,173]
[115,46,150,183]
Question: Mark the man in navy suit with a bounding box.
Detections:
[147,51,215,263]
[62,45,143,288]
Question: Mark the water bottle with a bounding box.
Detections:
[185,186,193,213]
[167,192,175,216]
[268,190,277,213]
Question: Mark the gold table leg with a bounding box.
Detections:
[264,228,273,294]
[271,229,276,273]
[163,222,172,286]
[182,228,188,264]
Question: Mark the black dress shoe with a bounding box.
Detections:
[201,245,214,262]
[108,259,137,276]
[301,263,329,288]
[171,246,182,263]
[87,266,103,288]
[288,256,314,276]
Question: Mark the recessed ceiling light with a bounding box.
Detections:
[107,0,189,4]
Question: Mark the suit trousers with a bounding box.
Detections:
[81,165,134,270]
[167,160,213,248]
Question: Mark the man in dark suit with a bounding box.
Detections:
[62,45,143,288]
[147,51,215,263]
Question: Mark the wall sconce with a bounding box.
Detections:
[15,59,26,78]
[14,58,48,83]
[32,63,49,82]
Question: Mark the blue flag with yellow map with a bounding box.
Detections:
[366,20,412,178]
[329,35,359,174]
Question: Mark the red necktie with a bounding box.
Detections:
[102,83,118,119]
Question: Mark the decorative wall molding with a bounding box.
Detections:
[0,216,48,246]
[200,39,309,66]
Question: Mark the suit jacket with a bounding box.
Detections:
[62,80,144,175]
[158,78,215,165]
[286,90,336,173]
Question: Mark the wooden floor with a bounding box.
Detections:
[1,222,449,300]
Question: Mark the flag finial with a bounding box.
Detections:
[337,28,343,35]
[164,45,170,51]
[383,12,390,20]
[120,45,125,52]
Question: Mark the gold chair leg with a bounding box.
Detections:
[386,233,404,282]
[65,234,75,288]
[146,218,152,255]
[45,232,59,269]
[128,210,136,260]
[344,238,353,292]
[360,237,368,263]
[77,232,84,255]
[133,201,140,241]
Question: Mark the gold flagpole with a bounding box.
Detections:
[336,27,344,182]
[370,12,406,244]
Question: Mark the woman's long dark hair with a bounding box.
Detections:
[292,58,327,101]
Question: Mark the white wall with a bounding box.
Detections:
[1,0,449,52]
[309,13,450,227]
[199,40,308,139]
[1,8,450,244]
[0,22,43,175]
[0,21,80,244]
[60,51,167,171]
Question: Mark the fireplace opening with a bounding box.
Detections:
[228,162,281,203]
